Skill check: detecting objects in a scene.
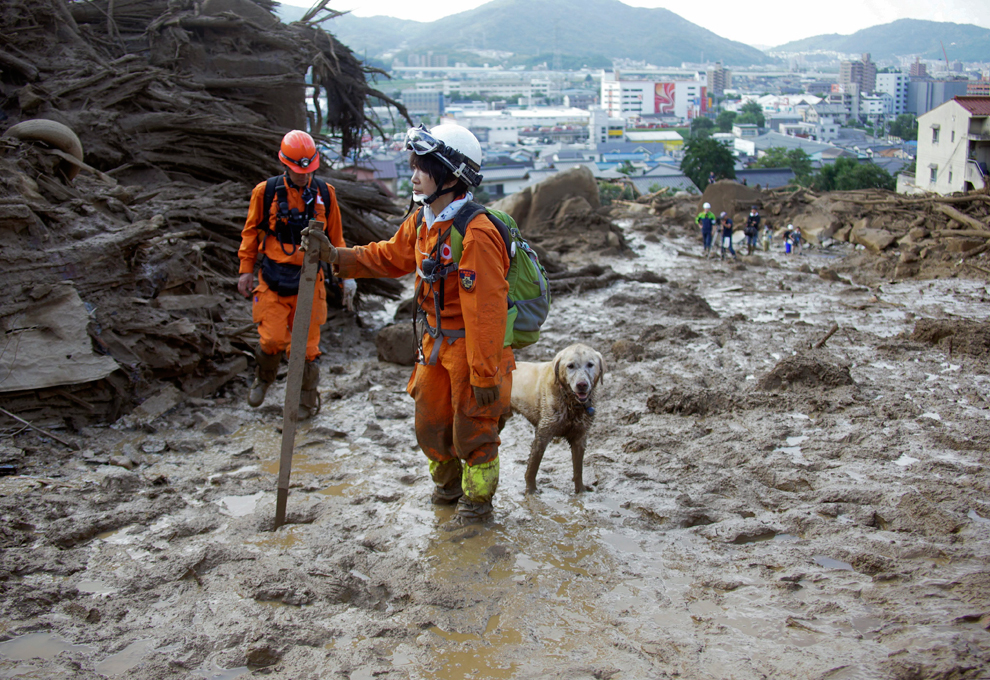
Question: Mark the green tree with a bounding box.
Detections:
[716,109,737,132]
[617,161,636,176]
[681,137,736,190]
[736,100,765,128]
[810,157,895,192]
[888,114,918,141]
[598,181,636,206]
[691,117,715,138]
[752,147,813,184]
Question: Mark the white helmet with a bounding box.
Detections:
[405,123,483,187]
[703,202,711,210]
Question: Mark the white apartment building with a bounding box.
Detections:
[861,92,894,117]
[915,96,990,194]
[600,71,707,120]
[443,107,591,145]
[406,78,560,102]
[876,73,909,116]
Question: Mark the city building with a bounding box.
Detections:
[407,53,448,68]
[734,167,797,189]
[623,130,684,152]
[915,96,990,194]
[840,53,877,94]
[601,71,707,120]
[732,123,760,139]
[339,160,398,197]
[444,107,591,145]
[968,80,990,97]
[876,72,909,116]
[861,92,894,117]
[907,79,970,117]
[706,62,731,97]
[401,89,444,119]
[909,58,928,79]
[477,164,533,200]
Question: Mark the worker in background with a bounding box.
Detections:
[237,130,351,419]
[744,206,760,256]
[695,202,716,258]
[302,124,512,529]
[719,211,737,260]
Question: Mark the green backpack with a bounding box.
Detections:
[442,201,552,349]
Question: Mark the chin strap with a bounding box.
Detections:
[419,168,457,206]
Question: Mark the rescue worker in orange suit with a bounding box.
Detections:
[237,129,348,419]
[301,124,511,527]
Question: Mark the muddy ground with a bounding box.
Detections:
[2,217,990,680]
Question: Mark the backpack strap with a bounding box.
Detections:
[255,176,280,235]
[451,201,511,258]
[311,177,333,223]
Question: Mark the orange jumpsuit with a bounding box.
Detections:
[335,203,514,476]
[238,176,345,361]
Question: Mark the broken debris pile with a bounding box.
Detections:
[0,0,410,428]
[645,181,990,280]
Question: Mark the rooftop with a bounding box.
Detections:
[954,96,990,116]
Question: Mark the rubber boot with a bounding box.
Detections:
[429,459,463,505]
[248,350,282,407]
[443,458,498,529]
[299,359,321,420]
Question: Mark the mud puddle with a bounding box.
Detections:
[2,226,990,679]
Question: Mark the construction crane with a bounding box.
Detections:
[940,41,950,71]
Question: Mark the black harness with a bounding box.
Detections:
[254,174,333,296]
[411,201,511,365]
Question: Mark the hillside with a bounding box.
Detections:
[772,18,990,62]
[279,0,772,67]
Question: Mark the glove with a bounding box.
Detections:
[299,225,337,263]
[342,279,357,312]
[473,385,499,408]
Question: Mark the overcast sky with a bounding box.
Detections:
[280,0,990,48]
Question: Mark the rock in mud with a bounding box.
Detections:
[757,351,854,391]
[889,491,963,537]
[375,323,417,366]
[611,339,645,362]
[646,386,735,416]
[910,319,990,358]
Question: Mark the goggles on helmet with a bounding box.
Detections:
[281,149,318,170]
[404,125,483,187]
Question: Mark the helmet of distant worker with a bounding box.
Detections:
[405,123,483,205]
[703,202,711,210]
[279,130,320,175]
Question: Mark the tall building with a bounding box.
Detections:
[909,58,928,79]
[706,62,731,97]
[908,80,970,116]
[601,72,707,120]
[840,53,877,94]
[876,72,910,115]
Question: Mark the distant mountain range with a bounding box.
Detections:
[278,0,772,67]
[772,19,990,62]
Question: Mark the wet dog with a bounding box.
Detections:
[510,343,605,494]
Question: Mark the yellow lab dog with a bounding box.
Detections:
[510,343,605,494]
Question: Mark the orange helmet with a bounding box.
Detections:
[278,130,319,173]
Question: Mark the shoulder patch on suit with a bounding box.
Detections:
[459,269,476,291]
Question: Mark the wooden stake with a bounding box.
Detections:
[273,222,322,529]
[812,322,839,350]
[0,406,79,450]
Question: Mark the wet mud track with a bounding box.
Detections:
[2,228,990,679]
